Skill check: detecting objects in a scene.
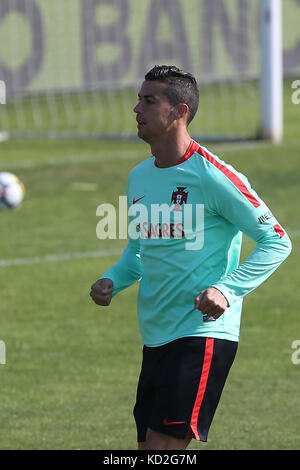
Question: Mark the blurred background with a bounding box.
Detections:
[0,0,299,450]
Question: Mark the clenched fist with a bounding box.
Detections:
[194,287,228,320]
[90,278,114,306]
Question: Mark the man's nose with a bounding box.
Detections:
[134,101,142,114]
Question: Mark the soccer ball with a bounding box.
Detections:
[0,172,25,210]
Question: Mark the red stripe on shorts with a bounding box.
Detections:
[190,337,214,441]
[196,145,261,208]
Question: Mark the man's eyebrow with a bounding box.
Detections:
[138,93,156,100]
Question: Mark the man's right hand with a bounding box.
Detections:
[90,278,114,306]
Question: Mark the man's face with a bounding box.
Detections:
[134,80,176,143]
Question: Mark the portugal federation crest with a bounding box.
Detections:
[171,187,188,211]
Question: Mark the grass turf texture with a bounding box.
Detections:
[0,79,299,450]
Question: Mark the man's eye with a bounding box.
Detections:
[137,97,154,104]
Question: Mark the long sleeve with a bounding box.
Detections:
[100,235,143,297]
[209,166,292,306]
[100,172,143,297]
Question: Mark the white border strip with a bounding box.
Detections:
[1,151,145,170]
[0,248,123,268]
[0,230,298,268]
[4,141,299,171]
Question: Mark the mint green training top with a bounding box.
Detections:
[101,140,292,347]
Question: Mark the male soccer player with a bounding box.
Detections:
[90,65,292,450]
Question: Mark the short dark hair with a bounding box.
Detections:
[145,65,199,125]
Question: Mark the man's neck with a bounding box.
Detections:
[150,130,192,168]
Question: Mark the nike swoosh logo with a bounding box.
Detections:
[163,418,185,426]
[133,196,145,204]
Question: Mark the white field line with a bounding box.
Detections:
[0,248,123,268]
[3,140,298,171]
[0,229,298,268]
[1,151,146,170]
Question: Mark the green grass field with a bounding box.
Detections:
[0,79,299,450]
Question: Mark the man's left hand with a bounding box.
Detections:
[194,287,228,320]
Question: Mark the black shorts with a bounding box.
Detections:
[133,336,238,442]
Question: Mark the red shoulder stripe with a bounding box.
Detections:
[196,145,261,208]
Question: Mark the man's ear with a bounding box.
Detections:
[174,103,189,121]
